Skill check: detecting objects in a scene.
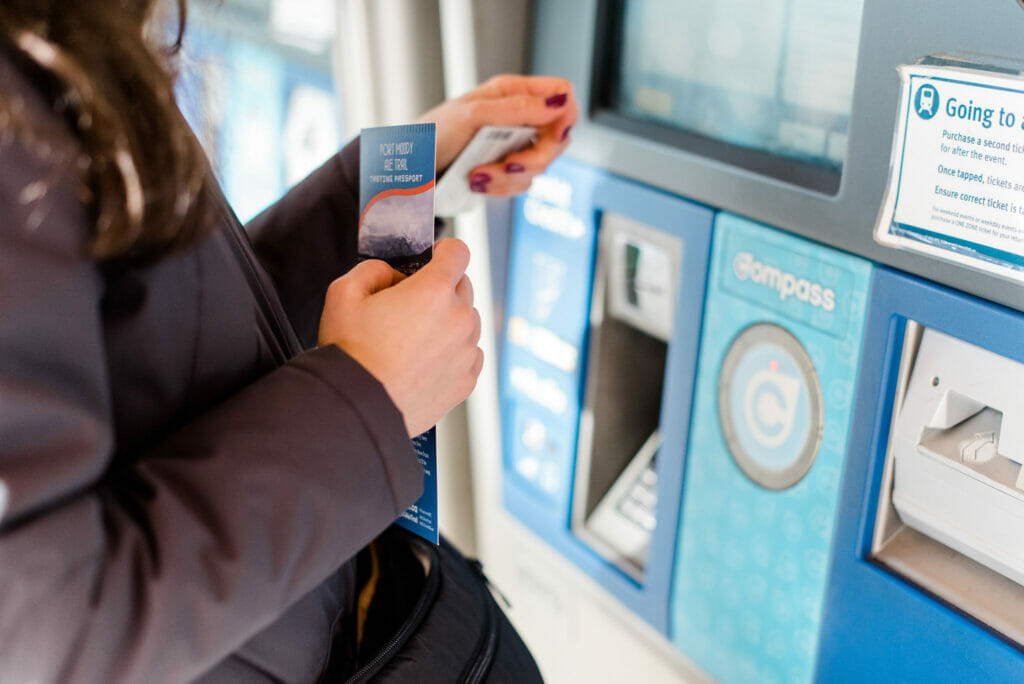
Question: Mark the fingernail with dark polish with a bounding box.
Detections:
[505,162,525,173]
[470,172,491,192]
[545,93,568,108]
[561,125,573,141]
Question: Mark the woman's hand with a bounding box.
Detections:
[417,74,578,197]
[318,239,483,438]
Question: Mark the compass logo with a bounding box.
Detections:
[733,252,836,312]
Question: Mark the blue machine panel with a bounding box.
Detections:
[500,157,713,633]
[670,213,871,683]
[177,28,342,224]
[816,267,1024,682]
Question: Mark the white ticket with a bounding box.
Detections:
[434,125,537,216]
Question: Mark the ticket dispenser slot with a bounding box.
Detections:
[499,156,713,634]
[872,320,1024,645]
[814,269,1024,682]
[572,215,681,582]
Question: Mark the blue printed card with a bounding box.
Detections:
[402,430,438,543]
[359,123,439,543]
[359,123,437,275]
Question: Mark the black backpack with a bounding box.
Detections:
[334,527,543,683]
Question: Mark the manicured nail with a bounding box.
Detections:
[561,125,573,141]
[470,172,491,192]
[505,162,525,173]
[545,93,568,108]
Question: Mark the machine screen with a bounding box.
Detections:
[598,0,865,193]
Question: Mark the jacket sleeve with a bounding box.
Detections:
[0,99,422,683]
[247,138,363,348]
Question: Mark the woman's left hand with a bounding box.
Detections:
[417,74,578,197]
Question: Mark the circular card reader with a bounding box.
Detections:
[718,323,823,490]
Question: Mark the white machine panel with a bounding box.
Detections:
[892,327,1024,585]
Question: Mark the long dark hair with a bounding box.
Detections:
[0,0,215,263]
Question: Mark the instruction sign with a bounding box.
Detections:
[877,64,1024,282]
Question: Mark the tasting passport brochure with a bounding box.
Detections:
[359,122,438,543]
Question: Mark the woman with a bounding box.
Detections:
[0,1,577,681]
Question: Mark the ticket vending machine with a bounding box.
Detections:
[499,157,712,633]
[469,0,1024,681]
[178,0,342,222]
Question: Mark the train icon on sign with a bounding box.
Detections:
[915,84,939,119]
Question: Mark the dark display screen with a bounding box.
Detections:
[594,0,865,194]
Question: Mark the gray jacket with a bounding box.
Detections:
[0,53,423,682]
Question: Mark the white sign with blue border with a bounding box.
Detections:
[877,64,1024,282]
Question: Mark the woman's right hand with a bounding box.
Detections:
[317,238,483,438]
[418,74,578,196]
